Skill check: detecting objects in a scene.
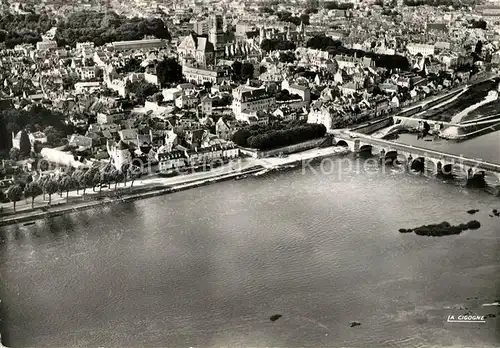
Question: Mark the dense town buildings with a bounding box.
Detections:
[0,0,499,189]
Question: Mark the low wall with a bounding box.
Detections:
[393,116,451,129]
[350,116,394,134]
[238,138,326,158]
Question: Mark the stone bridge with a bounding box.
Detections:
[334,132,500,184]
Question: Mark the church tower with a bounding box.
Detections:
[209,14,226,59]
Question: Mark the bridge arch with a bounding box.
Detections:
[336,140,349,148]
[359,145,373,156]
[410,157,425,173]
[436,161,454,176]
[381,150,398,165]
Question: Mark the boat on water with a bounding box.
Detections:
[23,221,35,226]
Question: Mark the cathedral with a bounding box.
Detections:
[179,14,265,67]
[178,14,227,68]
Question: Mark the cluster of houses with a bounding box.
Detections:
[2,0,500,180]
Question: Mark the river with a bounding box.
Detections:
[0,156,499,347]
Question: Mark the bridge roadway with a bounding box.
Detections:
[337,131,500,173]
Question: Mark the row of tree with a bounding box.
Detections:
[1,163,141,213]
[246,124,327,150]
[232,121,326,150]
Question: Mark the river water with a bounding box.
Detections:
[0,156,499,347]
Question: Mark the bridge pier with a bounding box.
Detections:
[379,150,398,165]
[410,157,425,173]
[466,167,486,188]
[436,162,454,177]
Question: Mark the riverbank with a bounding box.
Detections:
[0,165,264,228]
[0,145,354,228]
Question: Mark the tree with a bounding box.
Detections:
[44,126,62,146]
[128,165,141,188]
[59,176,74,203]
[279,51,296,63]
[126,78,159,104]
[232,129,252,147]
[306,35,341,50]
[9,147,20,161]
[93,169,104,192]
[80,169,93,195]
[121,164,130,187]
[475,40,483,55]
[33,140,44,154]
[471,19,487,30]
[19,130,31,157]
[261,39,296,52]
[156,58,183,87]
[24,182,42,208]
[153,92,164,104]
[38,176,48,200]
[306,0,320,10]
[0,189,6,205]
[43,180,59,205]
[72,170,83,195]
[114,169,124,190]
[231,61,242,81]
[241,62,254,81]
[6,184,23,213]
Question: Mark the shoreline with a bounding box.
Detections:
[0,146,350,228]
[0,165,265,228]
[1,143,498,228]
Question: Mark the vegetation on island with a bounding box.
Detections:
[399,220,481,236]
[232,120,326,150]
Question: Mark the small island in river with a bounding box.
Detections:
[399,220,481,236]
